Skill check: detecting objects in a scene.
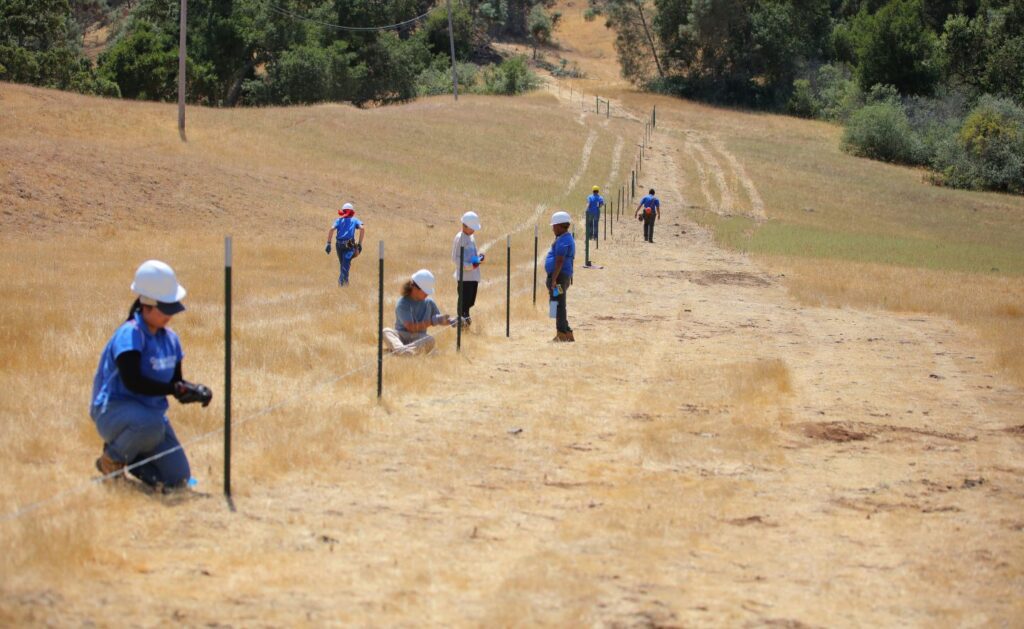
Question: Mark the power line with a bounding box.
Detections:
[266,2,442,32]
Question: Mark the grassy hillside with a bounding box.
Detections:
[0,80,630,521]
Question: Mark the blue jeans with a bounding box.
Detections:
[91,400,190,487]
[586,213,600,241]
[336,245,355,286]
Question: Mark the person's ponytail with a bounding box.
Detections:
[126,297,142,321]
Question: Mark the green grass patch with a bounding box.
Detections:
[688,209,1024,275]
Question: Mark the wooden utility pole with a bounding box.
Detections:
[178,0,187,141]
[446,0,459,101]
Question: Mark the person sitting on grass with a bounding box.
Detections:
[383,269,454,356]
[90,260,212,491]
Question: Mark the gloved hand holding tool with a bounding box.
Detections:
[174,380,213,407]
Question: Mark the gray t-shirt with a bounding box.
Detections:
[395,296,441,333]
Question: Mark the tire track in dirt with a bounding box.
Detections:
[481,127,596,252]
[688,139,736,216]
[606,135,624,189]
[682,141,714,211]
[710,137,766,220]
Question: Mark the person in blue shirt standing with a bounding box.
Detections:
[585,185,604,242]
[325,202,365,286]
[634,188,661,243]
[90,260,212,490]
[546,211,576,342]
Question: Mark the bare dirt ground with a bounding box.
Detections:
[4,90,1023,626]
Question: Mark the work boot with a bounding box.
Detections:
[553,332,570,342]
[95,452,125,479]
[566,331,575,342]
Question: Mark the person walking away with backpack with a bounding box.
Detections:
[90,260,213,491]
[383,270,455,356]
[546,211,576,342]
[634,189,661,243]
[325,203,365,286]
[585,185,604,242]
[451,211,484,328]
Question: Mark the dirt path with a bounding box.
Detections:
[6,96,1022,627]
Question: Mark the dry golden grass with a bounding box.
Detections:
[767,256,1024,383]
[0,79,634,585]
[2,35,1023,623]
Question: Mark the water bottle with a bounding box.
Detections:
[549,285,560,318]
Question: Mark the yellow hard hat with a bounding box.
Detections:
[592,185,600,192]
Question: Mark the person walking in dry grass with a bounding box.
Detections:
[546,211,576,342]
[325,202,365,287]
[635,189,661,243]
[451,211,484,328]
[90,260,212,491]
[383,269,454,356]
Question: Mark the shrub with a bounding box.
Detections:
[936,95,1024,193]
[787,79,818,118]
[415,59,479,96]
[479,55,538,95]
[842,100,923,164]
[243,41,362,105]
[98,21,178,100]
[815,64,862,121]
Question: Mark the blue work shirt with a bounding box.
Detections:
[395,297,441,333]
[640,194,660,214]
[544,232,576,277]
[586,194,604,215]
[333,217,363,242]
[91,311,184,412]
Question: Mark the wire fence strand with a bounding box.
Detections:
[266,2,442,32]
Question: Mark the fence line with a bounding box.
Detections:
[2,93,659,524]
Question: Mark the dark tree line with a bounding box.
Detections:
[593,0,1022,108]
[0,0,555,105]
[591,0,1024,193]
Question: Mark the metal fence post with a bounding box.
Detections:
[532,224,538,305]
[223,235,233,510]
[457,244,464,351]
[505,235,511,338]
[377,241,384,398]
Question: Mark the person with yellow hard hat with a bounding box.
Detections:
[585,185,604,242]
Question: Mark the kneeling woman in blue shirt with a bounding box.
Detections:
[90,260,212,490]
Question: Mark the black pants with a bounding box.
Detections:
[457,280,478,318]
[643,214,656,242]
[547,272,571,333]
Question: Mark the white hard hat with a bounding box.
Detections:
[461,211,481,231]
[342,203,354,211]
[131,260,186,303]
[411,269,436,296]
[550,211,572,225]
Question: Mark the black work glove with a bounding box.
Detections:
[355,243,362,254]
[325,243,332,254]
[174,380,213,407]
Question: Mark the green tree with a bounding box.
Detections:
[0,0,109,93]
[851,0,941,96]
